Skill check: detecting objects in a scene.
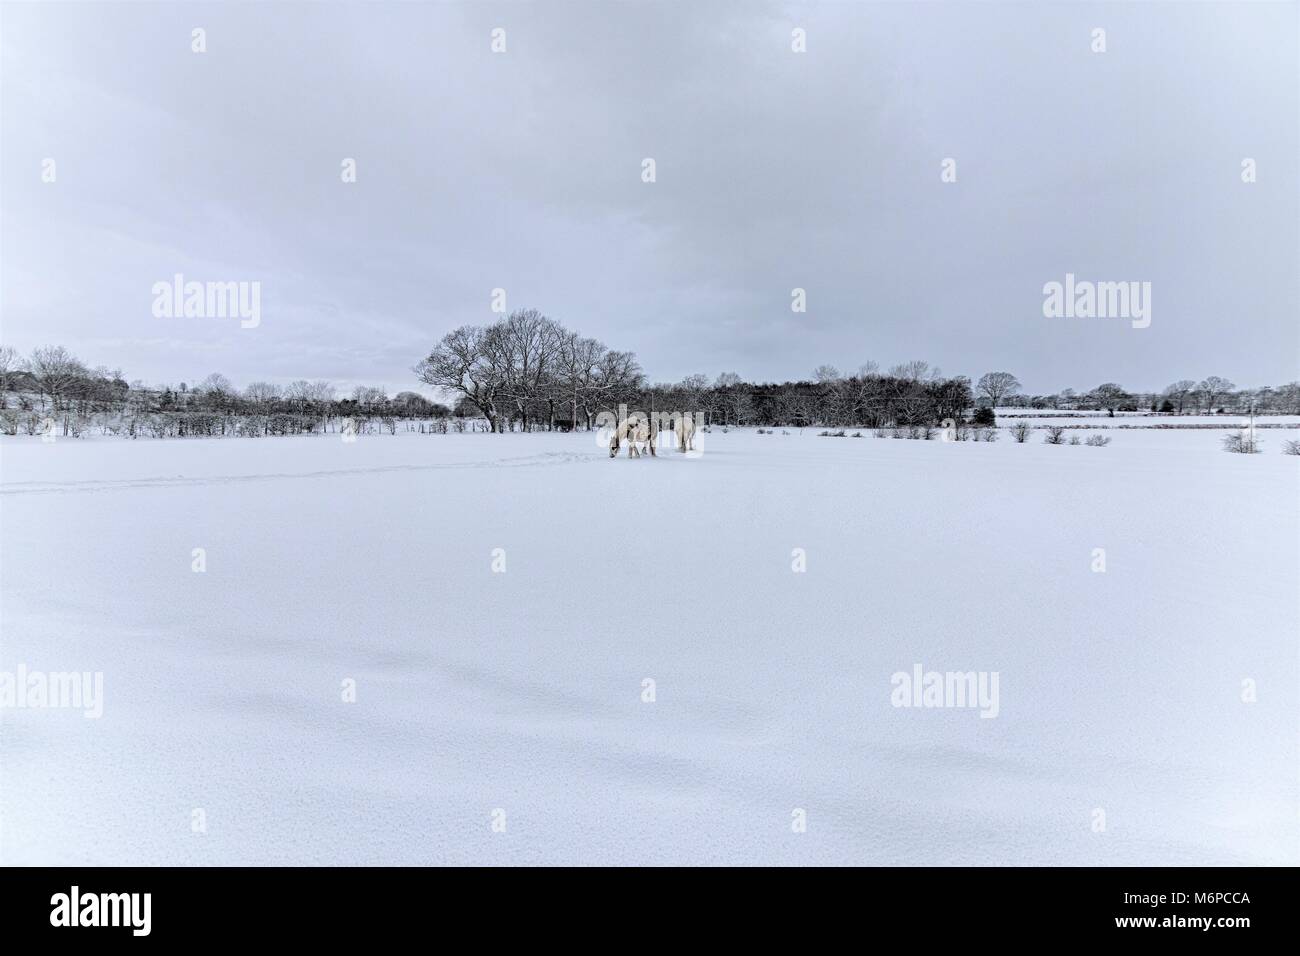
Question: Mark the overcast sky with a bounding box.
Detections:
[2,1,1296,397]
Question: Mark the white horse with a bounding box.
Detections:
[609,417,657,458]
[674,414,695,453]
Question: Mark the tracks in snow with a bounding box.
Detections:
[0,451,596,496]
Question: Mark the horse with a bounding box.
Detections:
[609,416,657,458]
[674,414,695,453]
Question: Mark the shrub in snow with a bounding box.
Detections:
[1043,426,1067,445]
[1011,422,1031,443]
[971,406,996,426]
[1068,435,1080,445]
[1283,440,1300,455]
[1221,433,1261,454]
[1085,435,1111,447]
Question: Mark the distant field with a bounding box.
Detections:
[995,408,1300,428]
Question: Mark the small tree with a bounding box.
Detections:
[976,371,1020,408]
[1088,383,1129,417]
[1222,432,1261,454]
[1198,376,1235,414]
[1010,421,1031,443]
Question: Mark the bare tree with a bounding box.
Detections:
[1163,380,1196,414]
[496,309,562,430]
[351,385,387,416]
[814,365,842,384]
[284,380,313,413]
[309,381,336,403]
[1197,376,1234,414]
[556,332,606,430]
[592,349,643,418]
[414,325,507,432]
[977,371,1020,408]
[25,345,87,411]
[714,372,749,426]
[888,360,940,383]
[198,373,234,398]
[0,345,18,408]
[676,374,710,417]
[1088,382,1129,416]
[245,382,282,406]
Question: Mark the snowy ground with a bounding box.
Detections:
[1,427,1297,865]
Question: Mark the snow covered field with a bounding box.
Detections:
[1,428,1296,865]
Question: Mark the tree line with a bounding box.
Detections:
[2,317,1296,439]
[0,345,448,438]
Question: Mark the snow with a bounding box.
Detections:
[2,428,1297,865]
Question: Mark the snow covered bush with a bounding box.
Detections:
[1221,432,1261,453]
